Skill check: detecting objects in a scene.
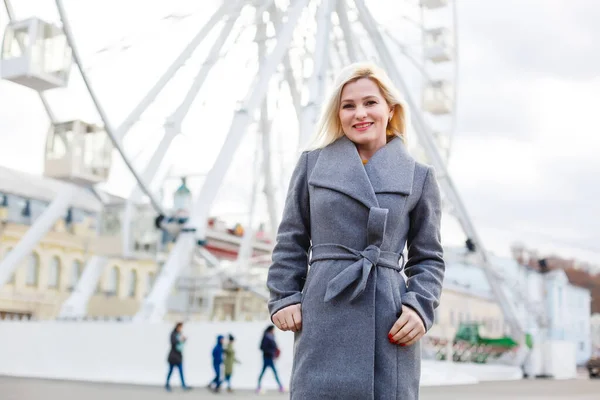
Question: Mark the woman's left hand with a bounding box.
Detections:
[388,305,426,346]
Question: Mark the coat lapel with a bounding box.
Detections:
[363,136,415,196]
[308,136,416,209]
[308,136,379,209]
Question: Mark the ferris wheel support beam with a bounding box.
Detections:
[234,134,262,276]
[336,0,359,64]
[55,0,165,216]
[282,55,302,119]
[352,0,528,357]
[58,255,107,319]
[257,12,279,238]
[330,34,347,76]
[298,0,335,148]
[270,6,302,120]
[338,5,367,62]
[3,0,57,122]
[133,0,308,322]
[0,186,76,288]
[447,0,460,162]
[112,1,236,141]
[121,5,244,256]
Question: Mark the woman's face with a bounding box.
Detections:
[176,324,183,333]
[339,78,392,148]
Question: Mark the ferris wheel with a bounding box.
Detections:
[0,0,541,362]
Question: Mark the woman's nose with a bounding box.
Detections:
[355,106,367,119]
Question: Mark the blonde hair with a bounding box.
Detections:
[305,62,409,150]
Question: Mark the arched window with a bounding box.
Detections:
[48,256,61,288]
[71,260,83,288]
[107,266,120,295]
[128,270,137,297]
[25,252,40,286]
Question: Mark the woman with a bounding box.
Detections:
[266,62,445,399]
[257,325,284,393]
[165,322,190,391]
[223,334,240,392]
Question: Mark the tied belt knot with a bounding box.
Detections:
[308,207,404,303]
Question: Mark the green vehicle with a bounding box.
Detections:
[447,323,532,363]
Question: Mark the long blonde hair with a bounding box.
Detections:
[305,62,409,150]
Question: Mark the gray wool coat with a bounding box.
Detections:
[267,135,445,399]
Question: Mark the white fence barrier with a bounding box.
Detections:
[0,321,523,389]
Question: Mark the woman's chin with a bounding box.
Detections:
[346,131,380,145]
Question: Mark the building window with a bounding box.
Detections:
[71,260,83,288]
[21,199,31,219]
[449,310,455,326]
[48,256,61,289]
[128,270,137,298]
[7,195,26,224]
[107,266,120,295]
[30,199,49,223]
[25,252,40,286]
[580,342,585,351]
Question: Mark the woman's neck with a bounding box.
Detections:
[356,139,386,162]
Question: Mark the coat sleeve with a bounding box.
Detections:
[267,151,311,318]
[401,166,445,332]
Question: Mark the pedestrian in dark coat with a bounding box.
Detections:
[257,325,284,393]
[165,322,190,391]
[267,62,445,399]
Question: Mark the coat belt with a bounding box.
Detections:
[308,207,404,303]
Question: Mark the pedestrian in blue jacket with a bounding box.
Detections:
[208,335,224,393]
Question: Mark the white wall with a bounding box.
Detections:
[0,321,523,389]
[544,340,577,379]
[524,339,577,378]
[0,320,294,390]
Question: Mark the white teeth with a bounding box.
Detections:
[355,123,372,128]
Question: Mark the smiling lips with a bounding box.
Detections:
[353,122,373,131]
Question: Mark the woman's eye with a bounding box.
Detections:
[342,104,354,109]
[366,100,377,106]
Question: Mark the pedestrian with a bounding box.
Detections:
[223,334,240,392]
[257,325,284,394]
[165,322,191,391]
[208,335,224,393]
[266,61,445,399]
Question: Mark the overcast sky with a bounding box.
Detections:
[0,0,598,265]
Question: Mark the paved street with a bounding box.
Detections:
[2,376,600,400]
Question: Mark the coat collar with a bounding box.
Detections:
[308,135,415,209]
[363,136,415,195]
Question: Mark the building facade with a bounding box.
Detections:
[429,250,593,366]
[0,166,270,321]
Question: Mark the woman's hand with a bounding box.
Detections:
[388,305,426,346]
[272,303,302,332]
